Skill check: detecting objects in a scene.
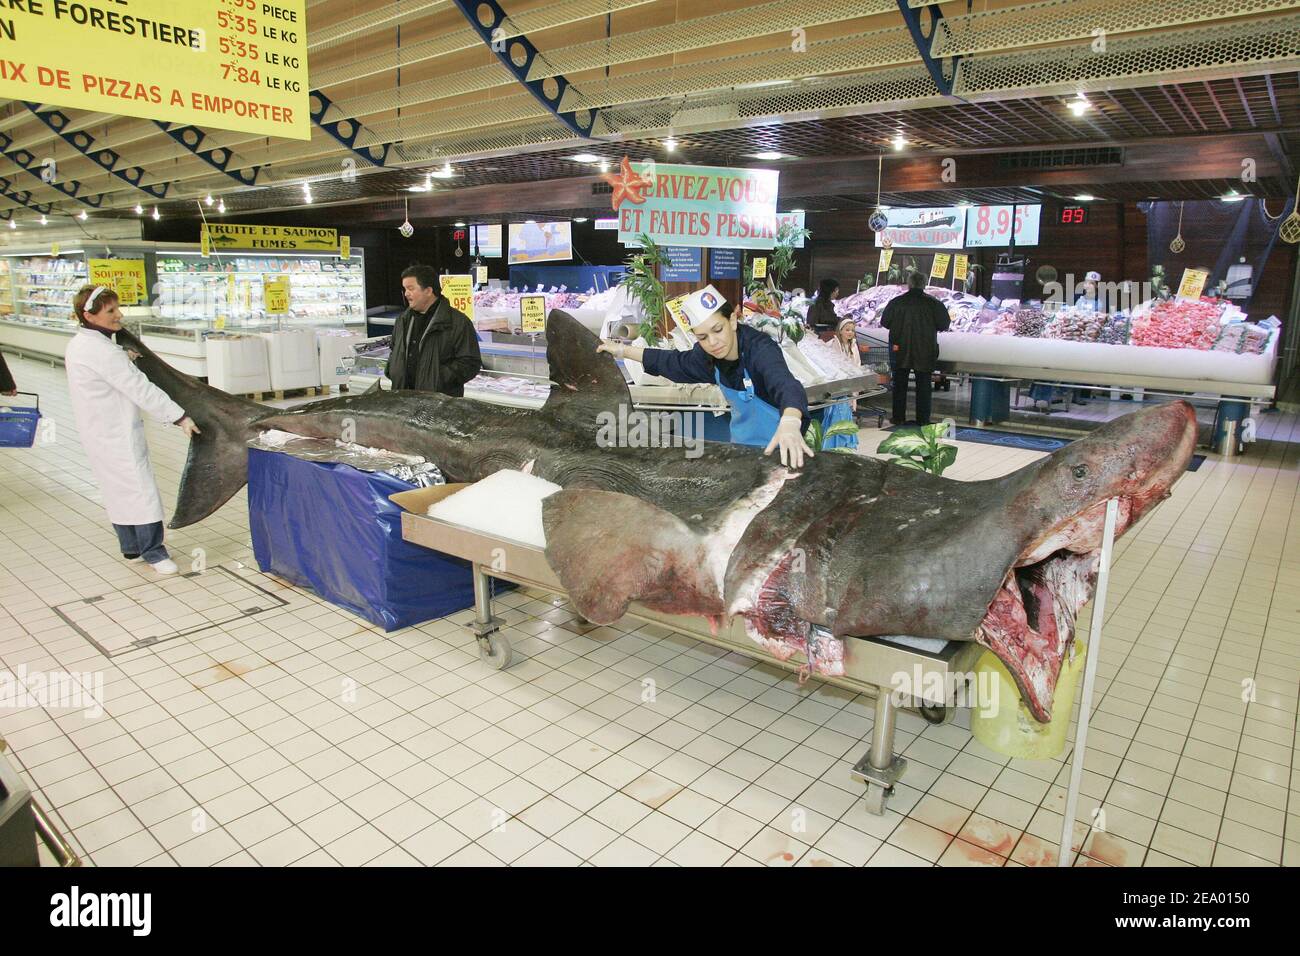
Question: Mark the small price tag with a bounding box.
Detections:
[877,248,893,274]
[520,294,546,333]
[340,236,351,259]
[475,265,488,285]
[752,257,767,280]
[1177,268,1209,301]
[930,253,951,281]
[953,254,969,283]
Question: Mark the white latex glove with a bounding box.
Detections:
[765,415,814,469]
[178,416,201,438]
[596,341,625,359]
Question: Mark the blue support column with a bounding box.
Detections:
[970,378,1011,425]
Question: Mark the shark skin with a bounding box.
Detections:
[117,311,1196,722]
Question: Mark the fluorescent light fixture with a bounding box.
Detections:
[753,151,784,161]
[1220,189,1245,202]
[1067,94,1090,117]
[432,163,454,179]
[892,134,907,150]
[574,217,588,223]
[663,137,678,151]
[152,206,160,220]
[524,219,536,224]
[790,208,804,213]
[570,153,600,163]
[1074,194,1096,201]
[454,221,466,227]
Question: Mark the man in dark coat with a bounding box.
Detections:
[880,270,950,426]
[0,349,15,396]
[386,264,482,396]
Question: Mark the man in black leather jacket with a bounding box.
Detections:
[386,264,482,396]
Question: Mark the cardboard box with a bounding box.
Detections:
[389,482,472,514]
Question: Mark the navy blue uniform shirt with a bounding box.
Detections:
[640,324,810,433]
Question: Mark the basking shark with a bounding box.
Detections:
[119,312,1196,721]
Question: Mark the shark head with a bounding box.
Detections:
[967,401,1199,720]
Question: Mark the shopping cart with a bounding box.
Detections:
[0,392,41,448]
[856,333,893,427]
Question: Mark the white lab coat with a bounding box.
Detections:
[65,328,185,525]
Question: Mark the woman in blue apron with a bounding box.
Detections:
[598,284,814,467]
[820,317,860,450]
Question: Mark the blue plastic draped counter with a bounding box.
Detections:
[247,448,478,631]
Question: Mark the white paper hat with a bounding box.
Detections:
[680,285,728,327]
[1085,270,1102,282]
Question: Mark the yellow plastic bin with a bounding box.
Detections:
[970,641,1087,760]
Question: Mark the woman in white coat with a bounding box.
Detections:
[65,285,200,574]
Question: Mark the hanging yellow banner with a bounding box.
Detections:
[930,253,951,281]
[439,275,474,321]
[0,1,310,140]
[264,276,290,314]
[520,295,546,333]
[204,223,338,251]
[88,258,147,305]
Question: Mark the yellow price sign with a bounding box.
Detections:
[664,294,691,335]
[89,259,147,305]
[1177,268,1210,301]
[751,257,768,280]
[0,1,311,140]
[520,295,546,333]
[51,243,59,257]
[953,254,969,283]
[340,236,351,260]
[930,253,951,281]
[475,265,488,285]
[439,274,474,321]
[264,276,290,314]
[877,248,893,274]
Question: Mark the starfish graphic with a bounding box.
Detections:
[602,156,654,210]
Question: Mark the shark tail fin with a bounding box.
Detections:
[115,328,270,529]
[542,489,724,624]
[542,309,632,421]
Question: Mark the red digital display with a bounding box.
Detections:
[1060,206,1088,225]
[453,229,467,241]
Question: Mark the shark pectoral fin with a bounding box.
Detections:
[542,489,723,625]
[542,309,632,421]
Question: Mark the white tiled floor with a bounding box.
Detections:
[1,352,1297,867]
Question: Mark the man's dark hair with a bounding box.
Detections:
[401,264,438,291]
[907,270,927,291]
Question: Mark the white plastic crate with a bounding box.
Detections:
[206,335,271,394]
[258,329,320,390]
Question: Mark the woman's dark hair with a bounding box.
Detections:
[817,278,839,300]
[400,264,438,291]
[73,284,119,325]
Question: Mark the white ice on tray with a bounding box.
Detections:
[426,468,561,547]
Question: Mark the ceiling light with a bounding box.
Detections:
[574,217,588,223]
[432,163,454,179]
[78,210,87,220]
[1074,194,1096,201]
[570,153,600,163]
[7,219,14,229]
[789,209,804,214]
[134,203,143,215]
[877,204,892,211]
[525,219,536,224]
[39,215,47,225]
[598,160,610,172]
[217,199,226,213]
[152,206,160,220]
[454,221,466,227]
[205,194,213,206]
[663,137,678,151]
[1067,94,1090,117]
[1220,190,1246,202]
[753,151,784,161]
[892,134,907,150]
[957,201,972,208]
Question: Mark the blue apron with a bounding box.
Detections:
[821,400,858,449]
[715,365,783,447]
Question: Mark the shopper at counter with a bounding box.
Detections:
[880,271,950,426]
[0,349,14,396]
[806,278,841,334]
[597,284,814,468]
[65,285,201,575]
[387,264,482,396]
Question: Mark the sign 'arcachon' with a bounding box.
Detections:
[606,157,799,250]
[0,0,310,140]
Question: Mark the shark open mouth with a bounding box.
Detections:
[975,498,1132,722]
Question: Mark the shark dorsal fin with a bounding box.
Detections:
[362,376,383,396]
[543,308,631,419]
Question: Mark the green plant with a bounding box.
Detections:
[804,417,860,453]
[770,222,812,290]
[876,423,958,475]
[622,233,669,345]
[860,273,876,290]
